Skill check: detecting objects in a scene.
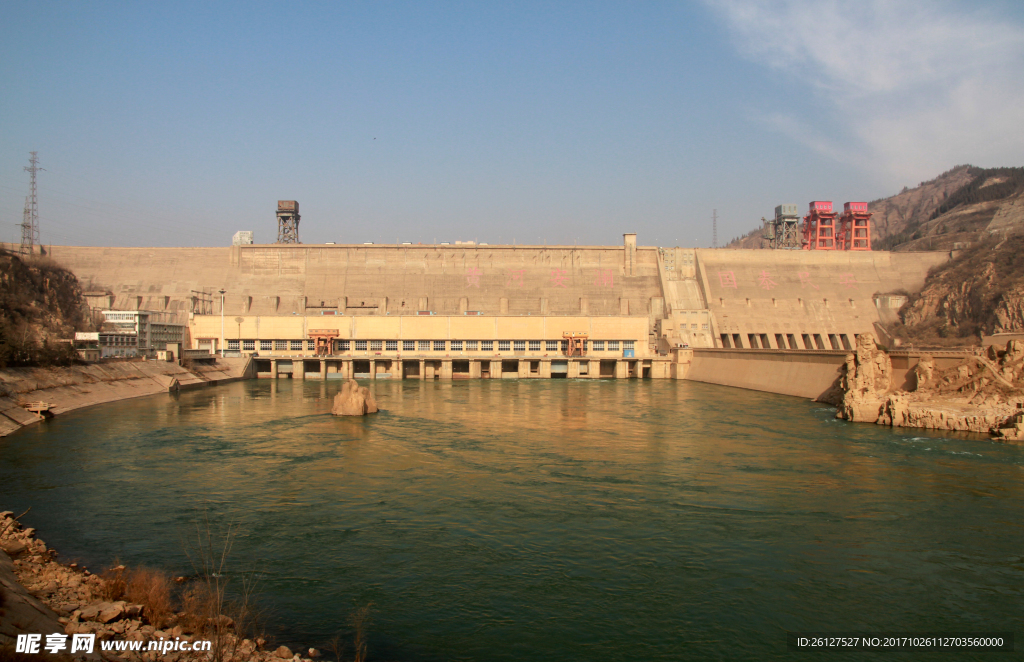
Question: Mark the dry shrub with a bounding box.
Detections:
[179,582,220,635]
[331,604,372,662]
[99,564,127,601]
[125,567,173,628]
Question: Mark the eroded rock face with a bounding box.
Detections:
[912,355,934,391]
[331,379,379,416]
[838,335,893,423]
[836,339,1024,442]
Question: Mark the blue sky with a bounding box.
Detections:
[2,1,1022,248]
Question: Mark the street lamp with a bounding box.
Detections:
[219,289,226,358]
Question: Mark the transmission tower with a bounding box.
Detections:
[712,209,718,248]
[276,200,301,244]
[20,152,43,254]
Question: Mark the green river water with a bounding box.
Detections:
[1,379,1021,660]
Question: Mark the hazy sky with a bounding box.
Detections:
[3,1,1022,248]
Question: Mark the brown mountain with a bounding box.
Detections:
[726,165,1024,251]
[725,166,1024,345]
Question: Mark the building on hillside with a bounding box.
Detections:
[100,310,186,358]
[232,231,254,246]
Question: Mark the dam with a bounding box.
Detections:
[41,235,949,397]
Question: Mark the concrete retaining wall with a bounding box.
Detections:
[0,358,251,437]
[685,348,846,400]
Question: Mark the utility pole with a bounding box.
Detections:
[712,209,718,249]
[21,152,43,254]
[219,289,226,357]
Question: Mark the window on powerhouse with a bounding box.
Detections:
[591,340,604,351]
[370,340,382,351]
[498,341,510,351]
[433,340,445,351]
[513,340,525,351]
[546,340,559,351]
[335,340,350,351]
[243,340,255,351]
[451,340,463,351]
[403,340,415,351]
[386,340,398,351]
[228,340,240,351]
[290,340,303,351]
[355,340,367,351]
[419,340,431,351]
[481,341,494,351]
[466,340,478,350]
[529,340,540,351]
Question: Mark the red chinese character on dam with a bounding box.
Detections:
[758,270,776,290]
[718,271,737,289]
[839,273,858,288]
[506,270,525,287]
[594,269,614,287]
[550,269,568,288]
[466,267,482,287]
[798,272,820,290]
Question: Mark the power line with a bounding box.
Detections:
[21,152,43,253]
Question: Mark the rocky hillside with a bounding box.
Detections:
[727,165,1024,251]
[0,249,91,367]
[889,233,1024,345]
[722,165,1024,346]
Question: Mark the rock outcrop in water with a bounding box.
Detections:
[838,334,894,423]
[836,338,1024,442]
[331,379,378,416]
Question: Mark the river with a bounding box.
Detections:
[1,379,1021,660]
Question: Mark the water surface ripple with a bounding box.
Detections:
[2,379,1022,660]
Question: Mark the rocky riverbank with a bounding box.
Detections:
[835,335,1024,441]
[0,358,251,438]
[1,511,322,662]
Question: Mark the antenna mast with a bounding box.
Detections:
[712,209,718,249]
[21,152,43,254]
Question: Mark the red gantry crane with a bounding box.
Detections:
[837,202,872,250]
[802,201,837,250]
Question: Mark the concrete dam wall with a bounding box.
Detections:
[39,241,953,393]
[48,243,661,319]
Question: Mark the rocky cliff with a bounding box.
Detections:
[836,337,1024,441]
[0,249,90,368]
[892,234,1024,344]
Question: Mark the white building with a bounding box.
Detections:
[232,230,254,245]
[101,311,186,358]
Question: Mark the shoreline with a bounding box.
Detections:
[0,511,320,661]
[835,338,1024,442]
[0,358,252,438]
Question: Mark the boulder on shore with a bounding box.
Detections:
[331,379,379,416]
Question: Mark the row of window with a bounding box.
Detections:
[226,339,636,352]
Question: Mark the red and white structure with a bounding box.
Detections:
[802,201,837,250]
[837,202,872,250]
